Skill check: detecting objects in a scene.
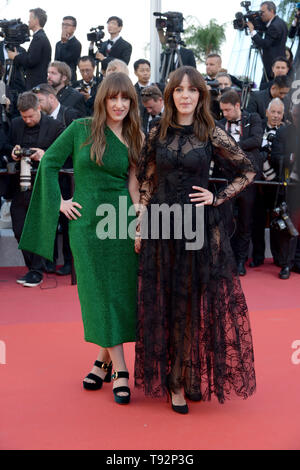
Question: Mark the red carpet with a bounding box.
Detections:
[0,262,300,450]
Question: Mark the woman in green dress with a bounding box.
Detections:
[19,73,143,404]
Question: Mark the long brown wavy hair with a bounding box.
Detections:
[85,72,143,166]
[159,66,215,141]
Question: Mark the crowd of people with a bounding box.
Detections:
[0,1,299,414]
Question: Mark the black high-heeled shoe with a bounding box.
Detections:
[83,360,112,390]
[167,386,189,414]
[112,370,131,405]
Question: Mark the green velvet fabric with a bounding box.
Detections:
[19,118,138,347]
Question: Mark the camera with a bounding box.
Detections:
[205,79,220,97]
[153,11,185,47]
[0,18,30,49]
[87,26,105,44]
[14,148,35,191]
[233,1,265,34]
[154,11,184,34]
[270,202,299,237]
[76,85,89,93]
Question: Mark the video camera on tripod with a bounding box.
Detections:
[87,25,105,49]
[154,11,185,84]
[0,19,30,50]
[154,11,185,47]
[233,1,265,35]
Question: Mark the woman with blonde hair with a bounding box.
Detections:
[134,66,256,414]
[19,73,143,404]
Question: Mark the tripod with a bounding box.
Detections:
[160,41,183,84]
[240,44,268,110]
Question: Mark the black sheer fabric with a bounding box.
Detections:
[135,124,257,403]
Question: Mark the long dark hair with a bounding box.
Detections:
[159,66,215,142]
[86,72,143,166]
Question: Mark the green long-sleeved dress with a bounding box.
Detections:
[19,118,138,347]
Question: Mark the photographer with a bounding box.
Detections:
[247,1,288,84]
[218,89,263,276]
[47,61,86,117]
[55,16,82,86]
[268,102,299,279]
[6,92,64,287]
[8,8,51,90]
[73,56,103,116]
[89,16,132,73]
[288,3,300,78]
[250,97,289,275]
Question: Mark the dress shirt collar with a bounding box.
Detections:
[50,103,61,120]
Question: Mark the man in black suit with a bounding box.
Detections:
[247,1,288,84]
[47,61,86,117]
[8,8,51,90]
[259,56,290,90]
[73,56,103,116]
[140,86,164,134]
[246,74,291,120]
[288,6,300,78]
[55,16,82,85]
[89,16,132,73]
[6,92,64,287]
[219,89,263,276]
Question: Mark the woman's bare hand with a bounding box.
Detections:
[60,198,82,220]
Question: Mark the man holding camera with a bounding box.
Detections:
[6,92,64,287]
[55,16,82,86]
[89,16,132,73]
[73,56,103,116]
[8,8,51,90]
[247,1,288,84]
[249,97,294,278]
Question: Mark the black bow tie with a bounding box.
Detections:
[229,120,241,125]
[107,39,114,45]
[267,126,277,131]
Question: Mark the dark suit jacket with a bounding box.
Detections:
[56,104,80,128]
[95,37,132,71]
[246,88,272,120]
[14,29,52,90]
[160,47,196,77]
[55,36,82,84]
[270,123,296,179]
[73,75,103,116]
[251,16,288,80]
[56,86,86,117]
[219,111,264,177]
[0,41,26,93]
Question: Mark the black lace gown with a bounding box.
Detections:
[134,124,256,403]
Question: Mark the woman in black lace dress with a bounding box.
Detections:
[134,66,256,414]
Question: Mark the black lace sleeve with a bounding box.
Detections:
[211,126,256,206]
[136,124,159,208]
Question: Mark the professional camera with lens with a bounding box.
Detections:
[205,79,220,97]
[233,1,265,34]
[87,26,105,44]
[14,148,35,192]
[153,11,185,46]
[270,201,299,237]
[0,18,30,49]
